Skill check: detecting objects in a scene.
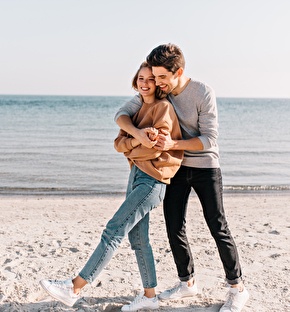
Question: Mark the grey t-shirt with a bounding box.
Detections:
[114,80,220,168]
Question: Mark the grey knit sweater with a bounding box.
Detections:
[114,80,220,168]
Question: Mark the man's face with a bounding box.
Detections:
[152,66,180,95]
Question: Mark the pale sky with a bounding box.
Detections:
[1,0,289,98]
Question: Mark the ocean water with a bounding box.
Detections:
[0,95,289,195]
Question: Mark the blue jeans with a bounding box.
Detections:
[163,166,243,285]
[79,165,166,288]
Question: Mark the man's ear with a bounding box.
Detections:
[176,67,184,77]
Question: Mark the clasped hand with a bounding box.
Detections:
[137,127,173,151]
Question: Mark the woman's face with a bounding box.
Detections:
[137,67,156,97]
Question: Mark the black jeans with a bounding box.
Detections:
[163,166,242,285]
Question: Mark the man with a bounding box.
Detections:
[115,43,249,312]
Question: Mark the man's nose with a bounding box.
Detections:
[154,77,160,85]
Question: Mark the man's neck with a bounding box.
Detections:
[171,75,191,96]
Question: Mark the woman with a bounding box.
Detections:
[40,62,183,311]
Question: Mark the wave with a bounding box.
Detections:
[223,185,290,193]
[1,185,290,196]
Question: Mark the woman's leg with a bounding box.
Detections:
[40,167,165,307]
[78,167,165,288]
[128,213,157,297]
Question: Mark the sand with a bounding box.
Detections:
[0,193,289,312]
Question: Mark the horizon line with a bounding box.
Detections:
[1,93,290,100]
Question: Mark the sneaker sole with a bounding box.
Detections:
[159,292,197,301]
[39,280,77,307]
[121,305,159,312]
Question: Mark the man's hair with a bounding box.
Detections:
[146,43,185,74]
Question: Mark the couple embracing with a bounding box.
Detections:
[40,43,249,312]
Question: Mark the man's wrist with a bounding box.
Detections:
[171,140,179,150]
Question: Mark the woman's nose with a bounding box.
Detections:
[142,79,149,85]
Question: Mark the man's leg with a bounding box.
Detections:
[159,166,198,301]
[192,168,249,312]
[192,168,242,283]
[163,166,194,281]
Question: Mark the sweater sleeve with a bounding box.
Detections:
[114,95,142,122]
[114,130,161,161]
[114,129,135,153]
[197,87,218,149]
[124,101,180,160]
[114,128,163,161]
[114,100,178,161]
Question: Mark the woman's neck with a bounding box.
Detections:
[142,95,155,105]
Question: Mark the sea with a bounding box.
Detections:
[0,95,289,196]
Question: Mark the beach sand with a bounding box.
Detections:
[0,194,289,312]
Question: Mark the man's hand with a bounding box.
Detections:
[154,129,175,151]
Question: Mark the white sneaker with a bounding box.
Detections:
[159,281,198,300]
[40,278,80,307]
[121,292,159,311]
[219,287,249,312]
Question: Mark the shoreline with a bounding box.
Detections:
[0,194,289,311]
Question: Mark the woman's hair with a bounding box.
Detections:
[146,43,185,74]
[132,62,166,100]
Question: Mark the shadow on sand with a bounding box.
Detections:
[0,295,223,312]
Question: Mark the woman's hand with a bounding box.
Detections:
[144,127,159,142]
[134,128,157,148]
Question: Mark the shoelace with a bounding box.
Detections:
[130,293,145,305]
[167,282,182,294]
[50,280,71,289]
[223,291,234,308]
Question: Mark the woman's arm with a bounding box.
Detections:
[114,128,162,161]
[114,129,141,153]
[116,115,155,149]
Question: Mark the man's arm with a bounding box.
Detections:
[114,95,154,148]
[114,95,142,121]
[154,129,204,151]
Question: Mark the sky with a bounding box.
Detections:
[1,0,289,98]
